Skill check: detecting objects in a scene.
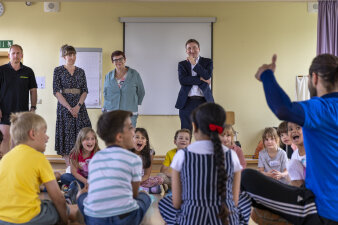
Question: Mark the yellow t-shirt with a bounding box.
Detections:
[0,144,55,223]
[162,148,177,167]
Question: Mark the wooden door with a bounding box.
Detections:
[0,51,9,65]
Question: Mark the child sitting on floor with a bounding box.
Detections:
[159,103,251,225]
[132,127,164,194]
[158,128,191,188]
[61,127,100,202]
[0,112,68,225]
[77,110,151,225]
[277,121,297,159]
[219,124,247,169]
[258,127,289,183]
[287,122,306,187]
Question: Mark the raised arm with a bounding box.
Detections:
[255,55,305,126]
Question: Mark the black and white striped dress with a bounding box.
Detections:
[159,141,251,225]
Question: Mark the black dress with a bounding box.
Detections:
[53,66,91,156]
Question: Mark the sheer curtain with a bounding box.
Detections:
[317,0,338,55]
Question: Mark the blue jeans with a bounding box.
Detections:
[77,192,151,225]
[60,173,85,189]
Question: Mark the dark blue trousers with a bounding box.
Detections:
[179,97,206,130]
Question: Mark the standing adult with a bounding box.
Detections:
[102,50,145,127]
[241,54,338,224]
[0,44,37,156]
[175,39,214,130]
[53,45,91,166]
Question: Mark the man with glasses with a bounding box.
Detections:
[175,39,214,130]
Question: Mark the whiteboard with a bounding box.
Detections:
[124,21,213,115]
[59,48,102,108]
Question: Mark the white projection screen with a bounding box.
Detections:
[121,17,215,115]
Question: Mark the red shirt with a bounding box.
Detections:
[76,150,94,178]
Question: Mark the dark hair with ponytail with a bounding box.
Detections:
[191,102,229,225]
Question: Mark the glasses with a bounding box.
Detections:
[112,57,124,63]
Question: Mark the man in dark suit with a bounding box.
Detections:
[175,39,214,130]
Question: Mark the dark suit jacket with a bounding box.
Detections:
[175,57,214,109]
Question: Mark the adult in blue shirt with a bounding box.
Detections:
[241,54,338,224]
[103,50,145,127]
[175,39,214,130]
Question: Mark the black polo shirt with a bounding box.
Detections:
[0,62,37,116]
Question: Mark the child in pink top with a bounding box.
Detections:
[219,125,247,169]
[61,127,100,190]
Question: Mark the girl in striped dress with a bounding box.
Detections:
[158,103,251,225]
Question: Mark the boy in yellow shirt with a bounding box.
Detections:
[0,112,68,225]
[159,129,191,187]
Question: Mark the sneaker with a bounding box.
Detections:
[61,184,69,193]
[149,185,161,194]
[139,186,149,193]
[66,181,80,204]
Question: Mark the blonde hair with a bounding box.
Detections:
[70,127,100,169]
[10,112,46,146]
[222,124,235,145]
[262,127,280,148]
[60,44,76,57]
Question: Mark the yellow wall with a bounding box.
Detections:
[0,1,317,155]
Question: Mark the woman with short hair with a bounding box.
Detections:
[103,50,145,127]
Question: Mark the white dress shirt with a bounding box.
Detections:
[188,56,204,97]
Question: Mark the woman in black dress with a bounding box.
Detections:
[53,45,91,166]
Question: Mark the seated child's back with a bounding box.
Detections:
[79,110,151,225]
[0,112,67,225]
[0,144,55,222]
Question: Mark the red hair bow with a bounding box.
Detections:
[209,124,223,134]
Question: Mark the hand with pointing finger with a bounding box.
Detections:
[255,54,277,81]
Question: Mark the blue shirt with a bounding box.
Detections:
[261,69,338,221]
[298,93,338,221]
[103,67,145,113]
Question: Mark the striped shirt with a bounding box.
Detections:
[84,146,142,218]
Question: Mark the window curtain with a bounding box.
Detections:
[296,76,310,101]
[317,0,338,56]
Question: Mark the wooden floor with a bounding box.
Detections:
[140,194,257,225]
[47,155,259,225]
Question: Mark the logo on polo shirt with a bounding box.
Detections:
[20,76,29,78]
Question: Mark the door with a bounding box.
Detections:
[0,51,8,65]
